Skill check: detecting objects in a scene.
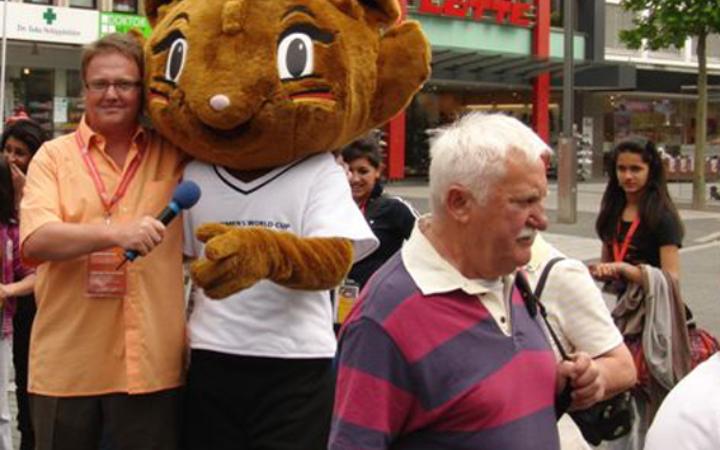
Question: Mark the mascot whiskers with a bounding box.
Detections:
[143,0,429,447]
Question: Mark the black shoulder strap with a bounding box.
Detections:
[530,256,572,361]
[533,257,566,299]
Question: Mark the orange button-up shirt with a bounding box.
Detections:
[20,117,188,396]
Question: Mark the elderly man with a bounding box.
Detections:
[20,33,186,450]
[330,112,603,450]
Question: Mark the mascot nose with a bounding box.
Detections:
[210,95,231,112]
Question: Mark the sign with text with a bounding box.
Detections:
[418,0,534,27]
[100,13,152,38]
[0,3,99,45]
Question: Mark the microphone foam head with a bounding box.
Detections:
[172,180,201,209]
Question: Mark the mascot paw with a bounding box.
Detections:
[190,223,271,299]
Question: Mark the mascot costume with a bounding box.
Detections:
[143,0,430,447]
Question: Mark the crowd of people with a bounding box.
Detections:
[0,31,716,450]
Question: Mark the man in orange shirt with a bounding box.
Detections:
[20,33,186,450]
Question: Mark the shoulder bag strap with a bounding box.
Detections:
[531,257,572,361]
[534,256,565,299]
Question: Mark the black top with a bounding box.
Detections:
[610,210,683,268]
[348,183,416,288]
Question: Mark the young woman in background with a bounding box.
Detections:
[591,137,685,450]
[2,119,46,450]
[0,156,36,450]
[341,134,416,289]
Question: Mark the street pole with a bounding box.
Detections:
[557,0,577,223]
[0,0,8,133]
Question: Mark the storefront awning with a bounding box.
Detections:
[430,48,636,91]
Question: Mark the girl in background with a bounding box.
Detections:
[341,133,416,289]
[593,137,683,284]
[591,137,686,450]
[2,119,46,450]
[0,156,36,450]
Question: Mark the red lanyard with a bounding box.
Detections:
[75,131,144,218]
[612,218,640,263]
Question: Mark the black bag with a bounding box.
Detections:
[568,391,633,445]
[516,258,634,446]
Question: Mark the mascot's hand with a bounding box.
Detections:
[191,223,354,299]
[191,223,269,299]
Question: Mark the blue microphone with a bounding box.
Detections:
[122,180,201,264]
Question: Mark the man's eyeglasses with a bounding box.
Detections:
[85,80,142,93]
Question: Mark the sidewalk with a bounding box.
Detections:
[386,179,720,261]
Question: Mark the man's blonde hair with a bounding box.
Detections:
[81,33,144,84]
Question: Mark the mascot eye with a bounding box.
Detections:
[277,32,314,80]
[165,38,188,83]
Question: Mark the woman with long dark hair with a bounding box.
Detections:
[593,137,683,283]
[2,119,46,450]
[591,137,688,450]
[0,156,36,450]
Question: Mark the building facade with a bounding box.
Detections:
[4,0,717,181]
[390,0,719,180]
[597,0,720,180]
[391,0,635,178]
[0,0,149,137]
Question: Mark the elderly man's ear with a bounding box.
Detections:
[444,186,475,224]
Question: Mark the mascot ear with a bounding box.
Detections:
[145,0,182,26]
[332,0,401,26]
[371,21,431,125]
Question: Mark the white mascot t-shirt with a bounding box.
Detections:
[183,153,378,358]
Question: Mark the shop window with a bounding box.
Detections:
[17,68,54,136]
[58,70,85,136]
[404,87,556,176]
[113,0,137,13]
[23,0,52,4]
[69,0,96,8]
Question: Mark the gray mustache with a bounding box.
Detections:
[517,227,537,240]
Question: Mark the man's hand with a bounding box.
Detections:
[558,352,606,411]
[112,216,165,256]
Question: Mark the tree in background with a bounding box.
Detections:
[620,0,720,209]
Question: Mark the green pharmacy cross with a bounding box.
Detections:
[43,8,57,26]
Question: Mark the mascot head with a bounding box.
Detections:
[143,0,430,170]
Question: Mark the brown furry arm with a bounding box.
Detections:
[267,232,353,290]
[190,224,353,299]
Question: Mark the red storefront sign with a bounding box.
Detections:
[418,0,534,27]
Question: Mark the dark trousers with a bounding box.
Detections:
[12,294,36,450]
[30,388,182,450]
[183,350,334,450]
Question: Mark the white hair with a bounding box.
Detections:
[428,112,551,214]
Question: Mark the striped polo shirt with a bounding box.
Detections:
[330,222,560,450]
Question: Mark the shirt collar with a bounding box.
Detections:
[401,215,511,296]
[77,114,147,152]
